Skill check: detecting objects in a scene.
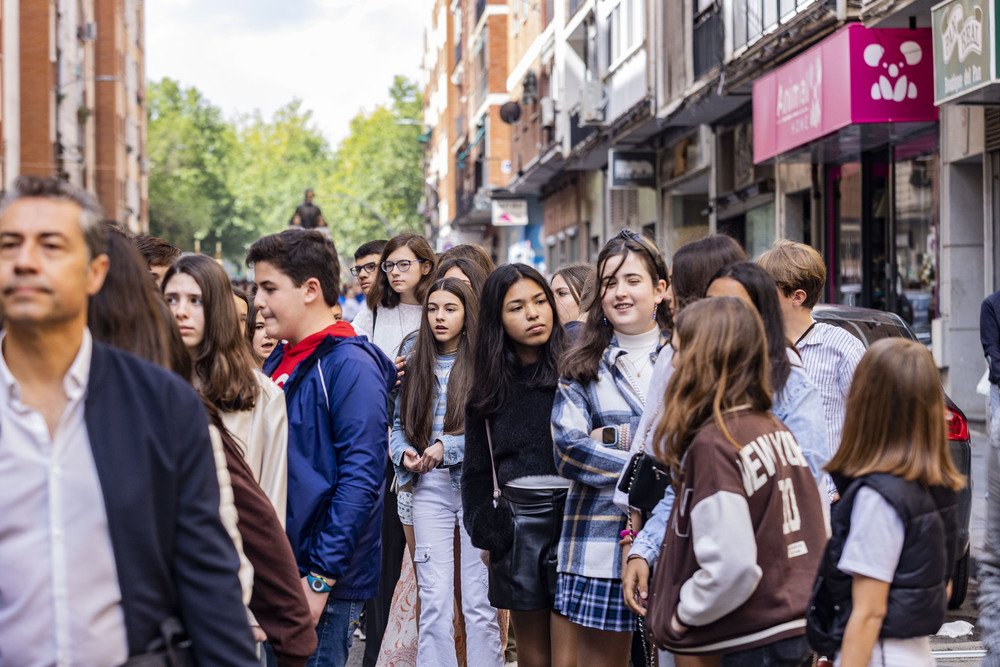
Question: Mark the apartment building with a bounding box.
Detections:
[4,0,146,232]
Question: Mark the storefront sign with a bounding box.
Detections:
[753,25,937,163]
[609,150,657,188]
[932,0,994,104]
[492,199,529,226]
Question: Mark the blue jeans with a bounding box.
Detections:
[305,597,364,667]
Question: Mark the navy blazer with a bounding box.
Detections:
[84,342,257,665]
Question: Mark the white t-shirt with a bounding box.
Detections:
[834,487,934,667]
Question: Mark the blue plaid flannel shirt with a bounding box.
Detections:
[551,332,667,580]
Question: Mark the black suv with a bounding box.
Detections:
[813,305,973,608]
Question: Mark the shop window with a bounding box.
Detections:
[893,135,938,345]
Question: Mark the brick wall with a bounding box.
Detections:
[20,0,54,176]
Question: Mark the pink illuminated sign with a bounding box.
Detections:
[753,25,937,163]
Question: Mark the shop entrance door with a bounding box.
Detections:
[828,148,890,309]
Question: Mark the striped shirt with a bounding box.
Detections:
[796,321,866,484]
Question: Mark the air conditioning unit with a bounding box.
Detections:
[540,96,555,128]
[80,22,97,42]
[579,81,607,126]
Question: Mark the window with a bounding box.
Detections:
[732,0,816,53]
[606,0,645,70]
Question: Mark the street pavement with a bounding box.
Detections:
[348,424,994,666]
[934,422,989,665]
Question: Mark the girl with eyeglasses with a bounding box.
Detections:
[551,230,670,667]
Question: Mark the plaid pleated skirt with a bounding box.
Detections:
[553,572,637,632]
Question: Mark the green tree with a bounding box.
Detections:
[321,75,425,255]
[147,78,236,254]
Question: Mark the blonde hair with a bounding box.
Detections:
[825,338,964,491]
[652,297,773,485]
[756,239,826,308]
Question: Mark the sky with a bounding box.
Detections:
[146,0,430,147]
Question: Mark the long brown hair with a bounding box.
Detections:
[652,297,773,486]
[162,254,259,413]
[366,233,437,309]
[399,278,478,452]
[826,338,964,490]
[559,230,670,383]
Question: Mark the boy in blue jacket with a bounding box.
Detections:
[247,229,397,667]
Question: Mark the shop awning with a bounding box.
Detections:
[753,24,937,164]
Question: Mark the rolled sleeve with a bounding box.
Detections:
[552,380,632,487]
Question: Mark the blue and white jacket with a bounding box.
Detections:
[551,331,668,580]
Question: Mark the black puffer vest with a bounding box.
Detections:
[806,473,959,655]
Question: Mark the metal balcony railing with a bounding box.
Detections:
[569,0,584,18]
[454,38,462,67]
[475,0,487,22]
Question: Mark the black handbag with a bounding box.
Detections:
[618,448,670,513]
[119,617,195,667]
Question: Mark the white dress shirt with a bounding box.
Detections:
[0,330,129,666]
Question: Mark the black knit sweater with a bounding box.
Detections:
[461,364,560,554]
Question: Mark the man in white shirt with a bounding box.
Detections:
[0,176,257,666]
[757,240,866,499]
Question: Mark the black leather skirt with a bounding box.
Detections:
[487,485,567,611]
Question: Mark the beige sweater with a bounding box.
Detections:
[221,370,289,527]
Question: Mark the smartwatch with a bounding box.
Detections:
[602,426,617,445]
[307,573,333,593]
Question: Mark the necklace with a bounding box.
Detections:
[441,346,459,355]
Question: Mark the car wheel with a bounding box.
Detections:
[949,547,970,609]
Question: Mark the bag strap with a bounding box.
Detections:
[485,419,501,508]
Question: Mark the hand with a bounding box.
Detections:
[403,449,423,472]
[670,612,688,636]
[622,555,650,617]
[251,626,268,643]
[590,427,606,442]
[420,441,445,473]
[300,576,331,626]
[394,354,407,387]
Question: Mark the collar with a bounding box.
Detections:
[0,328,92,404]
[604,329,669,366]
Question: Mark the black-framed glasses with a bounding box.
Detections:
[381,259,426,273]
[350,262,377,276]
[616,228,667,281]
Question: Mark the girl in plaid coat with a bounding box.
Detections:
[551,230,670,666]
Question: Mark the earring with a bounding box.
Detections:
[603,316,609,327]
[652,304,658,321]
[462,330,466,336]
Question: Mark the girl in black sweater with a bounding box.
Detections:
[462,264,575,667]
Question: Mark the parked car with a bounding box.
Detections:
[813,305,973,608]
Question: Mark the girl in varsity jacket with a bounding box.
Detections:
[644,297,827,667]
[551,229,670,665]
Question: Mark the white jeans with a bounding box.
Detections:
[412,468,502,667]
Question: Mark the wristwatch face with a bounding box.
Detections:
[602,427,615,445]
[310,577,328,593]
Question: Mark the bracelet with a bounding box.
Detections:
[620,529,637,538]
[626,553,647,563]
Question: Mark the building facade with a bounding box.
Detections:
[3,0,146,232]
[417,0,996,419]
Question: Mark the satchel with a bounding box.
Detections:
[805,572,850,656]
[618,449,670,513]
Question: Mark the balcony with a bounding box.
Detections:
[475,0,486,23]
[569,0,585,18]
[569,111,598,149]
[693,3,723,80]
[454,37,462,67]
